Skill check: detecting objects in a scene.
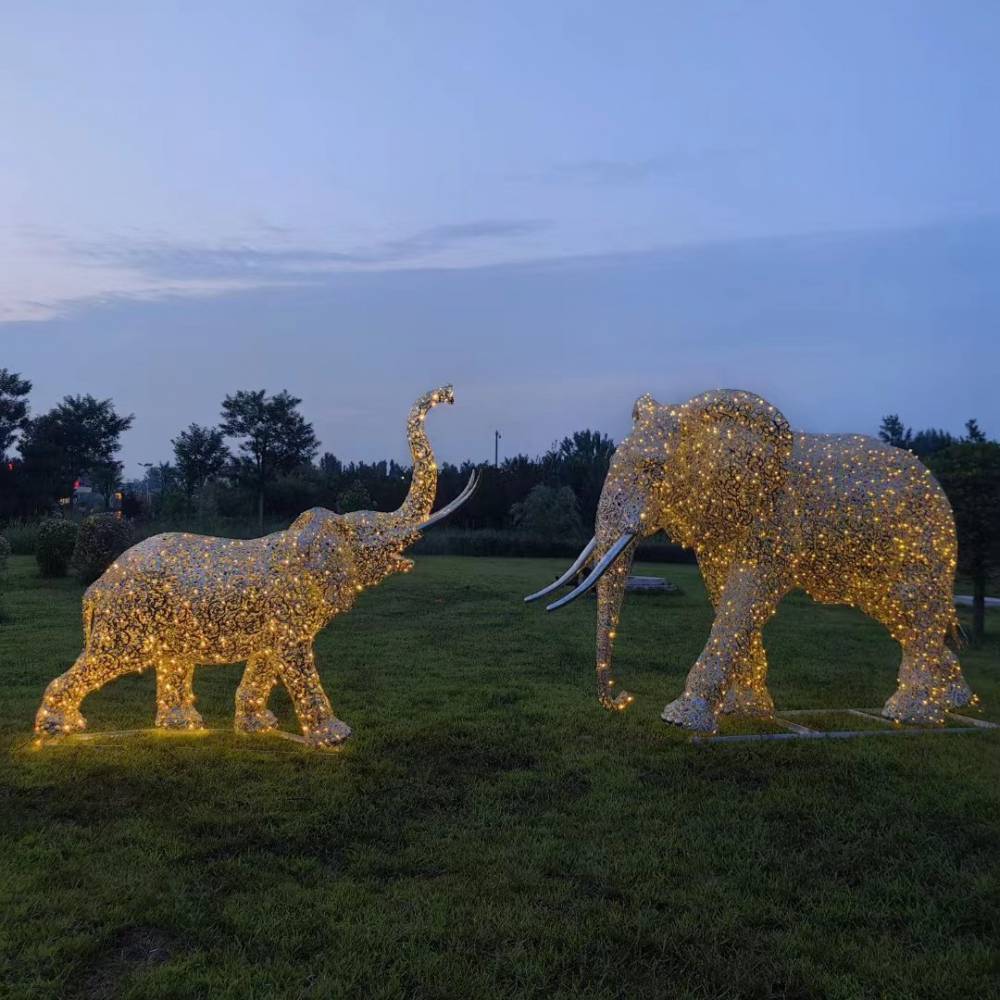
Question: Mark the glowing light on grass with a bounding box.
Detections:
[530,389,975,732]
[35,386,476,748]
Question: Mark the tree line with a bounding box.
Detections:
[1,368,997,640]
[878,413,1000,643]
[0,368,613,536]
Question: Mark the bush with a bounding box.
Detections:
[72,514,133,584]
[36,519,79,577]
[509,484,584,539]
[2,519,41,555]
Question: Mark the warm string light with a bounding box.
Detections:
[546,389,973,732]
[35,386,469,748]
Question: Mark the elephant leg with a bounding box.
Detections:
[663,564,781,733]
[867,585,973,724]
[35,651,116,737]
[276,642,352,747]
[235,653,280,734]
[882,620,972,725]
[720,631,775,718]
[696,559,776,717]
[155,659,203,729]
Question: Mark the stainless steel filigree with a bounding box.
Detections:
[530,389,974,733]
[35,386,476,748]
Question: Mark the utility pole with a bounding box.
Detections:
[494,430,501,468]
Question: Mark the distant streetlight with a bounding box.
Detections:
[494,430,502,468]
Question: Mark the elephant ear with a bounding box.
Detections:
[631,393,659,423]
[622,393,673,466]
[286,507,353,576]
[674,390,793,544]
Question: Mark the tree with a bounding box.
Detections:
[18,395,133,508]
[0,369,32,460]
[509,484,584,539]
[878,414,912,450]
[929,440,1000,645]
[139,462,180,515]
[963,418,986,444]
[336,480,373,513]
[172,423,230,500]
[910,428,955,458]
[146,462,178,494]
[543,429,616,527]
[319,452,343,480]
[220,389,319,530]
[90,459,124,510]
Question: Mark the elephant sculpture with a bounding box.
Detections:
[35,385,477,747]
[527,389,973,733]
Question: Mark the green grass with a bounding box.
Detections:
[1,554,998,999]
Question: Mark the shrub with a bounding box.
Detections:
[72,514,133,584]
[36,519,79,577]
[509,484,584,539]
[2,519,41,555]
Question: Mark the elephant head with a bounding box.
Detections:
[286,385,478,593]
[526,389,792,710]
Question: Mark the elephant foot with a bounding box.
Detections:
[235,709,279,735]
[720,683,775,718]
[155,705,204,730]
[881,687,947,726]
[661,694,718,733]
[305,717,352,749]
[34,705,87,738]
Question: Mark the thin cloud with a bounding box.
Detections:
[71,219,551,281]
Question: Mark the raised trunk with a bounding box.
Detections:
[595,541,636,709]
[393,386,453,526]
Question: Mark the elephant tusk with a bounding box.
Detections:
[524,537,597,603]
[545,533,635,611]
[414,471,479,531]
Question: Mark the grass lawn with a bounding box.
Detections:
[1,553,998,999]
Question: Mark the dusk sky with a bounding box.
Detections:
[3,1,999,472]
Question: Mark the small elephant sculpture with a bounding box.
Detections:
[527,389,973,733]
[35,385,477,747]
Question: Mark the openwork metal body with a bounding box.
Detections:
[528,389,973,733]
[35,386,476,747]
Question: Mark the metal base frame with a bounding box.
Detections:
[692,708,998,745]
[25,727,342,753]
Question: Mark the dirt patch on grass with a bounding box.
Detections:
[78,926,174,999]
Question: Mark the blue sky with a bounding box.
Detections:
[2,1,999,470]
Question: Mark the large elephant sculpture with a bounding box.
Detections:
[35,385,476,747]
[527,389,973,733]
